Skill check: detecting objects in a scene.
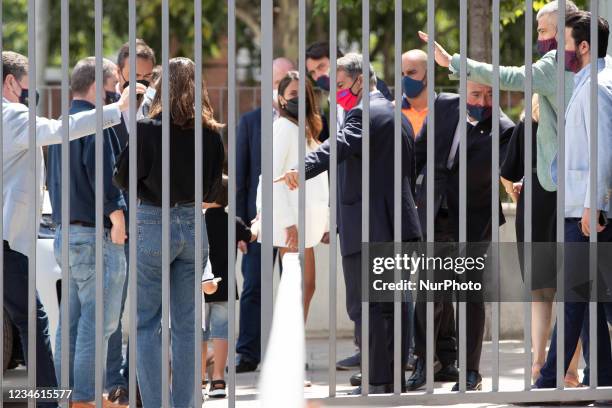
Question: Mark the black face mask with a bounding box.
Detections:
[17,87,39,107]
[105,91,121,105]
[122,79,151,90]
[282,97,300,119]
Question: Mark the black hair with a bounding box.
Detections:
[566,11,610,58]
[305,41,344,61]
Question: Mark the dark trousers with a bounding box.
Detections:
[536,219,612,388]
[414,301,457,367]
[3,241,58,407]
[236,243,278,364]
[413,211,460,369]
[342,251,408,385]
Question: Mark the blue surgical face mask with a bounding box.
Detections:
[402,74,426,99]
[315,75,330,92]
[466,104,492,122]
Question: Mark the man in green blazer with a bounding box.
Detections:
[418,0,578,192]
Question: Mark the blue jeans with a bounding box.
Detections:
[105,243,130,390]
[135,203,208,408]
[535,219,612,388]
[53,225,127,402]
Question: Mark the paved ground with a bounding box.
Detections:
[2,338,602,408]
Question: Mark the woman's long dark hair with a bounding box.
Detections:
[148,57,224,131]
[277,71,322,144]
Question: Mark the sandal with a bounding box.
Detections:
[209,379,227,399]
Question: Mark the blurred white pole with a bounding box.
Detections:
[258,253,305,408]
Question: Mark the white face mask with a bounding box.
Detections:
[273,89,278,104]
[145,87,156,100]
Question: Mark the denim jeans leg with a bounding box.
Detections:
[64,227,97,402]
[102,232,128,389]
[168,207,208,408]
[105,260,129,390]
[135,205,164,408]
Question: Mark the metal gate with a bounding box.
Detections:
[1,0,611,407]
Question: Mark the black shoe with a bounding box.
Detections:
[434,363,459,382]
[350,372,361,387]
[107,385,129,405]
[405,359,426,391]
[235,356,258,373]
[349,384,393,395]
[336,352,360,371]
[451,370,482,391]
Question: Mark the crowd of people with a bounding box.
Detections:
[1,0,612,407]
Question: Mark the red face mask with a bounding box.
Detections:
[336,79,360,111]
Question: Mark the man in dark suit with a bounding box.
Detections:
[234,57,294,372]
[407,81,514,391]
[278,52,422,393]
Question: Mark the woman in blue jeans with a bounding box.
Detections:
[115,57,224,407]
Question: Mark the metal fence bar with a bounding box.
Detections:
[328,0,338,397]
[588,0,599,389]
[260,0,273,363]
[161,0,171,405]
[458,0,467,393]
[360,0,370,396]
[27,1,37,406]
[60,0,71,406]
[314,386,612,406]
[94,1,105,405]
[227,0,237,405]
[0,0,3,403]
[556,0,566,392]
[194,0,204,406]
[491,0,500,393]
[523,0,533,392]
[425,0,435,394]
[298,0,306,353]
[392,0,402,396]
[127,1,138,407]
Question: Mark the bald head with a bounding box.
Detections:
[273,57,295,89]
[402,50,427,77]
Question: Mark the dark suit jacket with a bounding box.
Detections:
[415,93,515,242]
[304,92,422,256]
[236,108,263,223]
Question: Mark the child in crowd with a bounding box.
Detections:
[202,175,257,398]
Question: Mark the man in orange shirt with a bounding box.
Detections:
[401,49,429,137]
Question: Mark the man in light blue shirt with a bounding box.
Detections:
[536,10,612,389]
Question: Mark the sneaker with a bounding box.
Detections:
[336,352,360,371]
[209,379,227,399]
[107,386,129,406]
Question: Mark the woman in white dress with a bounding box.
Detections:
[257,71,329,321]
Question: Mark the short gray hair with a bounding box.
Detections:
[337,52,377,89]
[71,57,116,96]
[536,0,578,21]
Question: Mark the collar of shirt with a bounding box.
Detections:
[573,58,606,90]
[71,99,96,111]
[354,89,382,111]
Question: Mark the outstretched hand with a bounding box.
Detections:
[418,31,453,68]
[274,169,299,190]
